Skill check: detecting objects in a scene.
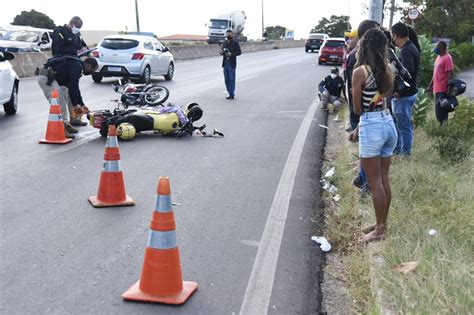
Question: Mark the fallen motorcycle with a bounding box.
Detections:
[87,102,223,140]
[112,79,169,107]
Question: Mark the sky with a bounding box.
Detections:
[0,0,405,39]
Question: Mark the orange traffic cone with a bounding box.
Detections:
[39,89,72,144]
[123,177,198,304]
[88,125,135,207]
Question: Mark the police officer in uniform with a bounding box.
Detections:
[37,57,98,139]
[52,16,89,128]
[318,67,346,111]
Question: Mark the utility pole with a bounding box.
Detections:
[388,0,396,28]
[368,0,384,24]
[135,0,140,33]
[261,0,265,37]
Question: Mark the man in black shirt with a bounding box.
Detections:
[37,57,98,139]
[318,67,345,111]
[220,30,241,100]
[52,16,89,127]
[390,22,420,156]
[52,16,88,57]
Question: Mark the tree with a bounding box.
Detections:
[398,0,474,43]
[12,10,56,29]
[264,26,286,40]
[311,15,351,37]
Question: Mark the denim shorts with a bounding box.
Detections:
[358,109,398,158]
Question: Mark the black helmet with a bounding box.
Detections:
[439,95,458,112]
[185,103,203,122]
[447,79,467,96]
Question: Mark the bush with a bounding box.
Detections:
[450,42,474,71]
[412,87,430,127]
[418,35,435,88]
[424,98,474,163]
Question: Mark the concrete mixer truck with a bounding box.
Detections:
[207,11,247,44]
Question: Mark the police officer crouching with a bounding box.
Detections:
[318,66,346,112]
[37,56,98,139]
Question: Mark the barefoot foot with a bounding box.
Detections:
[360,229,386,243]
[361,224,377,234]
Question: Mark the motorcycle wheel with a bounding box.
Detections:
[99,123,109,137]
[143,85,169,105]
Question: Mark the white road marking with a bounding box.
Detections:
[241,240,260,247]
[51,130,101,154]
[238,74,257,82]
[239,96,319,315]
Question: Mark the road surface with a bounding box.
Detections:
[0,48,332,314]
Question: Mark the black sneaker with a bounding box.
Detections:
[352,176,363,189]
[226,95,234,100]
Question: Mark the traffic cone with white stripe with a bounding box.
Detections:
[39,89,72,144]
[122,177,197,304]
[88,125,135,207]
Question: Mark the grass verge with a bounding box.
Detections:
[322,105,473,313]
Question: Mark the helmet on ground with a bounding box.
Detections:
[185,102,203,122]
[117,123,136,140]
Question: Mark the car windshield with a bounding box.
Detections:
[3,31,39,42]
[100,39,139,50]
[324,41,344,47]
[310,35,325,39]
[209,20,229,29]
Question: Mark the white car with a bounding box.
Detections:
[0,27,53,52]
[0,51,19,115]
[91,34,175,83]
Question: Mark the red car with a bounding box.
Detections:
[318,38,345,65]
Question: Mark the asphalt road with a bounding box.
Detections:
[0,48,331,314]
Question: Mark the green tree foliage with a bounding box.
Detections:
[400,0,474,43]
[12,10,56,29]
[264,26,286,40]
[310,15,351,37]
[418,35,435,88]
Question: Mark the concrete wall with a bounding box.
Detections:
[10,40,304,78]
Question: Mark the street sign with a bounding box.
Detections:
[408,8,419,20]
[285,29,294,40]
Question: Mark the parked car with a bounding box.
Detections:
[91,34,174,84]
[0,51,19,115]
[0,27,53,52]
[305,33,328,53]
[318,37,345,65]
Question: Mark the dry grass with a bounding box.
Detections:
[322,106,474,313]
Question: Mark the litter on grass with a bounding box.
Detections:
[428,229,437,236]
[318,124,329,129]
[333,114,341,122]
[311,236,331,252]
[324,167,335,178]
[394,261,419,274]
[320,179,338,194]
[332,194,341,202]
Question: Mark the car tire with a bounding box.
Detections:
[318,60,323,65]
[4,85,18,115]
[92,74,103,83]
[164,62,174,81]
[140,65,151,84]
[305,48,309,53]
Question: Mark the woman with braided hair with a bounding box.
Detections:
[348,28,397,243]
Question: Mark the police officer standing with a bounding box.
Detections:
[37,57,98,139]
[52,16,88,57]
[51,16,89,128]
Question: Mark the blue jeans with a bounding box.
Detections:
[391,94,416,155]
[359,110,398,158]
[223,62,236,97]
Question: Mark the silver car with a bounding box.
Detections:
[91,35,174,83]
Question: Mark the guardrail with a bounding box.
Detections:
[10,40,304,78]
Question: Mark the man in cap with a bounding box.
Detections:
[318,66,345,112]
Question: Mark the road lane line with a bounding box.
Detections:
[240,96,319,315]
[51,131,101,154]
[238,74,257,82]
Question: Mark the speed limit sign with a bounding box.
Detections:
[408,8,419,20]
